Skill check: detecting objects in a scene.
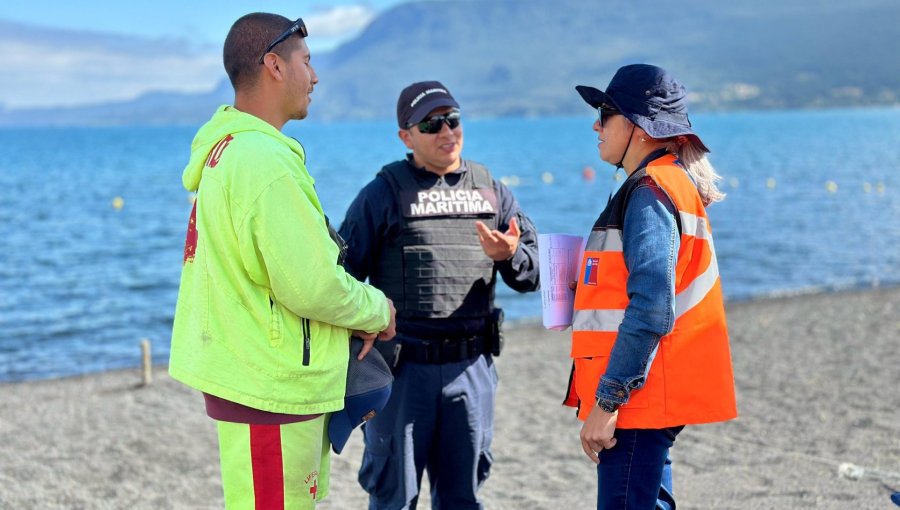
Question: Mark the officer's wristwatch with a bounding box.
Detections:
[597,398,619,413]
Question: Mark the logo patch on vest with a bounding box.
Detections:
[401,188,498,218]
[583,257,599,286]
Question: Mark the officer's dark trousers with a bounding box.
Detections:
[358,354,497,510]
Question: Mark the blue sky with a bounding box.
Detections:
[0,1,416,109]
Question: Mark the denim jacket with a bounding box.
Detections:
[595,151,680,406]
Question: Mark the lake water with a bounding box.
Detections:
[1,107,898,381]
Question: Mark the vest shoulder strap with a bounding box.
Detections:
[466,160,493,189]
[599,168,647,229]
[629,166,682,235]
[376,160,414,204]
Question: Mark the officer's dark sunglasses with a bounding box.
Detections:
[258,18,308,64]
[597,104,621,127]
[410,110,461,134]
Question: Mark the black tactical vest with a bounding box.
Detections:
[370,160,500,319]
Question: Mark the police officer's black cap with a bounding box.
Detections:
[397,81,460,129]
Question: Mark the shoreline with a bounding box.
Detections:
[2,283,900,385]
[2,286,899,509]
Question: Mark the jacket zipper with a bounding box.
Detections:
[302,318,311,366]
[268,297,281,346]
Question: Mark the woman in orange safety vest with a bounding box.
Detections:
[566,64,737,509]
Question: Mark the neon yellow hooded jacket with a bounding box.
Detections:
[169,105,389,415]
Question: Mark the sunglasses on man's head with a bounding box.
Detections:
[258,18,308,64]
[597,105,620,127]
[410,110,461,134]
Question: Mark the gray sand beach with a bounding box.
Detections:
[1,287,898,509]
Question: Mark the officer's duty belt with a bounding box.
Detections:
[399,336,486,364]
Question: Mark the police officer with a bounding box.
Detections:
[338,81,540,509]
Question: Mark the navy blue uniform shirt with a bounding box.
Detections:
[338,155,540,339]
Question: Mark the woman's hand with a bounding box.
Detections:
[580,405,618,464]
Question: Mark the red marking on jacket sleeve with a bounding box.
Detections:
[206,134,234,168]
[183,201,198,264]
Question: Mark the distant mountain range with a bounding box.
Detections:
[2,0,898,126]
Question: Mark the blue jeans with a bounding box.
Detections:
[596,426,684,510]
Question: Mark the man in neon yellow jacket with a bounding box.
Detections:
[169,13,395,509]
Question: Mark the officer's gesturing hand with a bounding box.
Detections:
[475,216,520,261]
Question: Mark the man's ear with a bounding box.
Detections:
[398,129,414,150]
[260,54,284,81]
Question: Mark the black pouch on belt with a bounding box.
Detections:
[485,308,504,356]
[373,338,403,371]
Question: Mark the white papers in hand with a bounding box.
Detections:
[538,233,585,331]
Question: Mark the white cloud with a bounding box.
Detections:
[0,23,221,109]
[0,7,377,110]
[306,5,375,38]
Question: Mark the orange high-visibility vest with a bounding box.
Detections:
[565,153,737,428]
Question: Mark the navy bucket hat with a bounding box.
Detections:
[576,64,709,153]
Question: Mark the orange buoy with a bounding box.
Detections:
[582,166,596,181]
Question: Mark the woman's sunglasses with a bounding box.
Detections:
[410,110,461,134]
[597,106,621,128]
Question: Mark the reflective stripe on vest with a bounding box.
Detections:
[566,153,737,429]
[572,211,721,333]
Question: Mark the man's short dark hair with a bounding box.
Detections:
[223,13,295,91]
